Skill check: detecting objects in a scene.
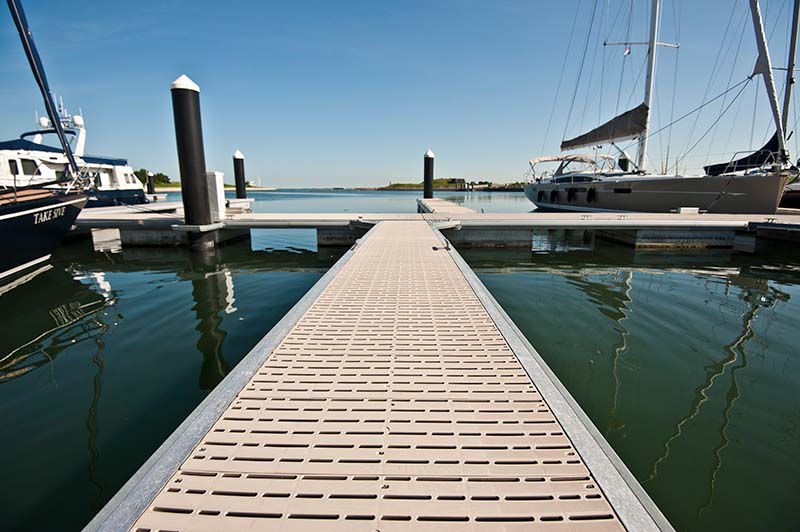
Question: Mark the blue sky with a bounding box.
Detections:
[0,1,797,186]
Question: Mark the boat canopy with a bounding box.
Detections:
[0,138,63,153]
[0,138,128,166]
[560,103,649,151]
[529,154,615,167]
[703,132,780,176]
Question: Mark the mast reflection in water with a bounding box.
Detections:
[0,237,338,531]
[462,239,800,532]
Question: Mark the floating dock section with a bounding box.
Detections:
[76,198,800,249]
[87,220,671,531]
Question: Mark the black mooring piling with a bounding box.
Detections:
[233,150,247,199]
[146,171,156,195]
[424,149,435,199]
[171,74,213,250]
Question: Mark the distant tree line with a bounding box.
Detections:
[133,168,171,185]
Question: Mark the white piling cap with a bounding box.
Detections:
[233,150,244,159]
[171,74,200,92]
[425,149,435,158]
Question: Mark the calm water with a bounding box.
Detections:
[165,188,535,214]
[463,241,800,531]
[1,190,798,531]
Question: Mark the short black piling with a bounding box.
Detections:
[146,171,156,194]
[233,150,247,199]
[171,74,213,251]
[424,149,435,199]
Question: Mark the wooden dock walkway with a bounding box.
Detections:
[87,220,670,531]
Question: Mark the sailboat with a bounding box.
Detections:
[524,0,793,214]
[0,0,88,281]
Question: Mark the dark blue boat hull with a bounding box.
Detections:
[0,191,87,280]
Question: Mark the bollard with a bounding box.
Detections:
[171,74,213,250]
[233,150,247,199]
[424,149,435,199]
[146,170,155,194]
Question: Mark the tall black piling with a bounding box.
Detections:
[233,150,247,199]
[424,149,435,199]
[146,171,156,195]
[171,74,213,251]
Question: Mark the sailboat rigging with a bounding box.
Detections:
[525,0,795,214]
[779,0,800,207]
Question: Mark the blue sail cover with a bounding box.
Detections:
[703,133,780,176]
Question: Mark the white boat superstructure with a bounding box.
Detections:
[0,101,147,207]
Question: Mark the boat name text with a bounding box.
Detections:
[33,206,67,224]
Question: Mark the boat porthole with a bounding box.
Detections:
[587,188,596,203]
[550,190,559,203]
[567,188,576,202]
[537,190,544,202]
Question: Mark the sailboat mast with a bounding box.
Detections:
[6,0,80,178]
[749,0,787,161]
[637,0,661,173]
[781,0,800,138]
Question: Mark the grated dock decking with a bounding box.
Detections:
[96,221,668,531]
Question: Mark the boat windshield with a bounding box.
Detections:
[526,155,616,182]
[20,130,78,152]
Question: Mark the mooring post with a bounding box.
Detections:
[233,150,247,199]
[171,74,214,251]
[424,149,435,199]
[146,170,155,195]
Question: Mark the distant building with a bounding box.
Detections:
[445,178,467,190]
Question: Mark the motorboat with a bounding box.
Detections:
[0,101,147,207]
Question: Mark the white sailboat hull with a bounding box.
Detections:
[524,173,788,214]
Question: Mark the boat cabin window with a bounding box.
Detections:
[553,175,595,183]
[8,160,19,175]
[21,159,38,175]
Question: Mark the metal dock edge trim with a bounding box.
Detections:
[83,223,381,532]
[433,228,675,532]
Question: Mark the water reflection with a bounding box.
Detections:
[644,276,789,517]
[0,238,342,531]
[86,333,106,506]
[0,267,110,383]
[465,241,800,530]
[1,241,343,391]
[438,191,532,213]
[182,254,234,390]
